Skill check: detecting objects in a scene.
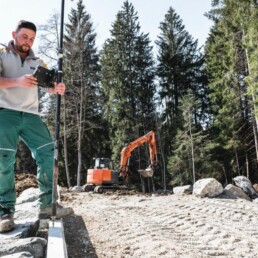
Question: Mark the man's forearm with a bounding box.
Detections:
[0,77,18,88]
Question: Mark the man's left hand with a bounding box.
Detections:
[49,82,66,95]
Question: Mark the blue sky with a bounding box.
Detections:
[1,0,212,52]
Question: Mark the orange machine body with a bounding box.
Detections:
[87,168,118,185]
[86,158,120,186]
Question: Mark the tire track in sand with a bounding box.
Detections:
[68,193,258,258]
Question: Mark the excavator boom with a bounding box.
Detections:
[119,130,157,179]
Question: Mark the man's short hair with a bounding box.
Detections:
[15,20,37,33]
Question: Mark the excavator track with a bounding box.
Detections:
[93,185,129,194]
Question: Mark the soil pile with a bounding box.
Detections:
[15,173,37,196]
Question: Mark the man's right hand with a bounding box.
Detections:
[17,74,38,87]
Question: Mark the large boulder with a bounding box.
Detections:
[193,178,223,197]
[0,238,46,258]
[233,176,258,199]
[224,184,251,201]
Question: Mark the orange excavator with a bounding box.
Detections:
[83,130,158,193]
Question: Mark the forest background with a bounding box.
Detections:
[14,0,258,191]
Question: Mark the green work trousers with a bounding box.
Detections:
[0,109,54,215]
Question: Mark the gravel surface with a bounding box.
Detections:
[61,190,258,258]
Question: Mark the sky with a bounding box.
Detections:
[1,0,213,53]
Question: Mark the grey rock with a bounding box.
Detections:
[224,184,251,201]
[16,188,39,205]
[15,198,38,222]
[0,238,46,258]
[1,193,39,240]
[0,219,39,240]
[233,176,258,199]
[70,185,84,192]
[173,185,192,195]
[0,188,43,256]
[1,252,33,258]
[193,178,223,197]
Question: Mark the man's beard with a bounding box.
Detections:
[16,44,30,53]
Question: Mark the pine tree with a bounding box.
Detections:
[167,90,210,186]
[100,1,156,186]
[156,7,206,178]
[63,0,102,186]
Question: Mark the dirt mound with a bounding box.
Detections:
[15,173,38,196]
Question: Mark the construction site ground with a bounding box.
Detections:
[15,174,258,258]
[61,189,258,258]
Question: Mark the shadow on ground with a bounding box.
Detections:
[63,215,97,258]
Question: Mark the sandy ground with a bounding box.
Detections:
[61,190,258,258]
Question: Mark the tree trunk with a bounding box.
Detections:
[235,149,240,176]
[222,166,228,185]
[246,154,249,179]
[189,113,195,184]
[252,119,258,168]
[153,114,167,191]
[63,95,71,188]
[76,82,84,186]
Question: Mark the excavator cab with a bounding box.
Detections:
[94,158,114,170]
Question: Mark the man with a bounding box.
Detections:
[0,20,74,233]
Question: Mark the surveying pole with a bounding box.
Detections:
[51,0,65,226]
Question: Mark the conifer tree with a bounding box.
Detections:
[156,7,206,178]
[100,1,156,184]
[63,0,102,186]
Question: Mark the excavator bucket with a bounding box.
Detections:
[138,166,154,177]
